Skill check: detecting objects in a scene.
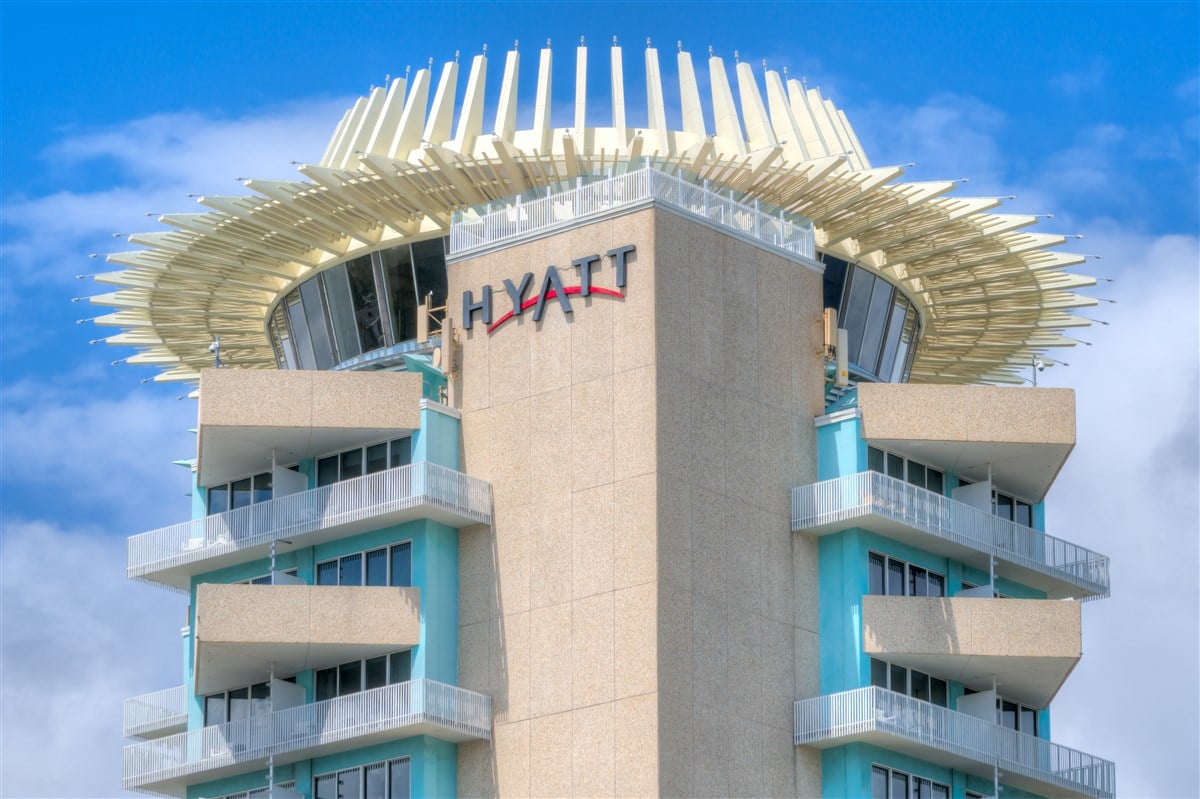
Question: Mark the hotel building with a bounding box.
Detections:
[101,39,1115,799]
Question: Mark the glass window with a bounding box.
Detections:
[339,553,363,586]
[859,276,895,372]
[868,552,885,596]
[252,472,273,504]
[316,560,338,586]
[337,767,362,799]
[886,452,904,480]
[909,565,928,597]
[867,446,885,474]
[872,766,888,799]
[366,548,388,586]
[322,263,363,363]
[907,462,926,489]
[366,442,389,475]
[204,694,227,726]
[887,557,905,596]
[890,663,907,694]
[347,255,385,352]
[365,655,388,690]
[300,277,335,371]
[227,687,250,721]
[927,468,944,496]
[390,437,412,468]
[995,493,1013,521]
[315,775,338,799]
[365,762,387,799]
[412,237,448,314]
[910,670,931,702]
[930,677,948,707]
[339,661,362,695]
[389,759,411,799]
[870,658,888,688]
[1015,500,1033,528]
[230,477,252,510]
[891,771,909,799]
[390,542,412,587]
[341,448,363,481]
[382,245,417,344]
[285,291,317,370]
[1001,700,1018,730]
[315,666,338,702]
[878,295,909,380]
[841,267,874,366]
[207,484,229,515]
[389,651,412,683]
[928,572,945,597]
[317,455,340,488]
[1021,706,1038,736]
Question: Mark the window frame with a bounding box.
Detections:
[868,551,946,598]
[866,446,944,495]
[315,437,413,488]
[869,657,948,707]
[871,765,949,799]
[314,651,413,702]
[315,541,412,588]
[314,756,410,799]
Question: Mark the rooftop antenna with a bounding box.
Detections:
[209,336,223,368]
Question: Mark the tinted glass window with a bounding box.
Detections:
[347,255,385,352]
[322,264,362,362]
[365,656,388,690]
[252,472,273,504]
[317,455,339,487]
[389,759,411,799]
[383,245,417,344]
[366,548,387,586]
[339,661,362,695]
[315,667,337,702]
[389,651,412,683]
[300,278,335,370]
[366,442,388,474]
[868,552,885,596]
[339,553,362,586]
[316,560,338,586]
[341,448,363,480]
[390,438,412,468]
[231,477,252,510]
[285,292,317,370]
[208,484,229,514]
[390,542,412,587]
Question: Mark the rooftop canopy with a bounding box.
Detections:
[89,39,1095,385]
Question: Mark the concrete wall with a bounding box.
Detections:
[653,210,826,798]
[195,583,421,647]
[857,383,1075,446]
[450,206,825,796]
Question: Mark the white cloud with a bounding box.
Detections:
[1,98,350,289]
[0,374,196,533]
[0,519,185,799]
[1040,231,1200,797]
[1051,59,1109,98]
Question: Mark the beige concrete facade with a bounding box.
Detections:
[193,583,420,693]
[450,207,825,797]
[862,595,1082,707]
[856,383,1076,501]
[196,368,423,485]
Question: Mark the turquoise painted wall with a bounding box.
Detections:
[186,735,456,799]
[413,405,461,470]
[816,413,865,481]
[820,742,1052,799]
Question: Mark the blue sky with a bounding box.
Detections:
[1,2,1197,796]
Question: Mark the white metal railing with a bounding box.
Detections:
[128,462,493,580]
[123,679,492,789]
[124,685,187,738]
[449,166,816,260]
[791,471,1110,598]
[794,687,1115,799]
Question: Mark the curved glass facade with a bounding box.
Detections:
[821,254,920,383]
[267,238,448,370]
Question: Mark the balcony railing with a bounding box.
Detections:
[794,687,1115,799]
[123,679,492,791]
[124,685,187,739]
[449,164,816,261]
[128,462,493,583]
[792,471,1109,598]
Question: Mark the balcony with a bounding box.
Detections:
[794,687,1115,799]
[862,596,1081,707]
[193,584,421,694]
[123,679,492,796]
[124,685,187,739]
[855,383,1075,501]
[792,471,1109,599]
[128,462,493,590]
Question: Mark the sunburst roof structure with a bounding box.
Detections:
[88,39,1095,384]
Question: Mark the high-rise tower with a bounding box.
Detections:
[106,39,1114,799]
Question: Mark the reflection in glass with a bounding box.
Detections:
[389,759,411,799]
[207,484,229,515]
[339,553,362,586]
[322,264,362,362]
[366,547,387,586]
[231,477,252,510]
[347,255,385,352]
[300,278,335,370]
[390,542,412,587]
[285,292,317,370]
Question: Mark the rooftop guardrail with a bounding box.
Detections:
[792,471,1109,599]
[123,679,492,790]
[123,685,187,739]
[449,165,816,261]
[794,686,1115,799]
[128,461,493,585]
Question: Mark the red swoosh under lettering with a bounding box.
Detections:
[486,285,624,334]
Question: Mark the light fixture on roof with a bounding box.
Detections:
[208,336,223,368]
